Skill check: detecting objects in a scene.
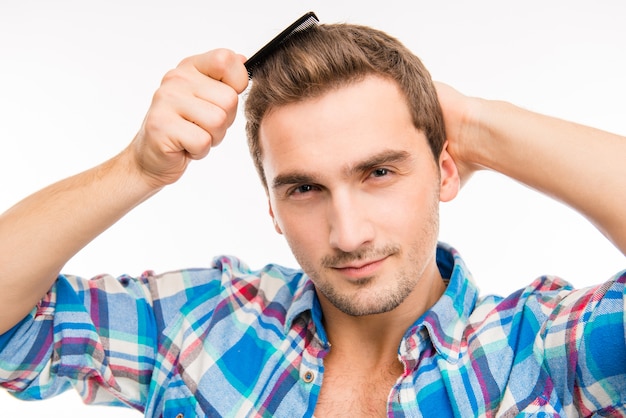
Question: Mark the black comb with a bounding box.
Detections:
[244,11,319,79]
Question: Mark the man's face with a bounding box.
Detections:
[259,76,458,317]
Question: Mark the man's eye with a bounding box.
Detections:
[293,184,314,194]
[372,168,390,177]
[284,184,320,200]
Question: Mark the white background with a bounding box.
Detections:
[1,1,625,416]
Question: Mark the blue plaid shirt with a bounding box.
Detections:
[1,244,625,416]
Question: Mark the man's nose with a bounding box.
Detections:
[327,191,375,253]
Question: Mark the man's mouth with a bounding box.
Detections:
[321,245,400,280]
[332,256,388,279]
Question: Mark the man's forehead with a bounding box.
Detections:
[258,76,410,137]
[259,74,405,123]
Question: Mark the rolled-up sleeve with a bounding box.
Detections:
[0,267,217,412]
[576,271,626,414]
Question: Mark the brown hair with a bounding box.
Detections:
[244,23,445,188]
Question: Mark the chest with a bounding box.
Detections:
[314,360,403,417]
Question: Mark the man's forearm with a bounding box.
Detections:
[472,99,626,254]
[0,149,158,334]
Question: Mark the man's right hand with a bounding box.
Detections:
[128,49,249,190]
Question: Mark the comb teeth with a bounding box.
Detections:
[245,12,319,79]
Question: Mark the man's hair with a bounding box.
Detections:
[244,23,445,189]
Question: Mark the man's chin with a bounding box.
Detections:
[317,286,407,317]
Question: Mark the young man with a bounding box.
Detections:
[1,23,625,417]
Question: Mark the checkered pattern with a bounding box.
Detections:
[1,244,624,417]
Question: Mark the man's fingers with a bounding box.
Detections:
[191,75,240,130]
[155,50,245,146]
[132,49,248,187]
[184,49,249,94]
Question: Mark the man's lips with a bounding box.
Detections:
[331,257,387,279]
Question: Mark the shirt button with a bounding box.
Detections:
[176,414,184,418]
[303,370,315,383]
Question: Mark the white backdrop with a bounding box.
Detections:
[1,1,625,416]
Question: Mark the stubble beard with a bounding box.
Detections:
[294,206,440,317]
[313,243,429,316]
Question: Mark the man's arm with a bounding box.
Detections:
[0,49,249,334]
[437,83,626,256]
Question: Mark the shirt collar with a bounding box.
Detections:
[400,243,479,363]
[285,277,332,349]
[284,274,316,332]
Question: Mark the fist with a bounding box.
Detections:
[131,49,249,188]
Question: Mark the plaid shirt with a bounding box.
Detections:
[1,244,625,417]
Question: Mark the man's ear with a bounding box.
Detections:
[268,201,283,234]
[439,142,460,202]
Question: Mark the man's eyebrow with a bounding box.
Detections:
[271,150,412,191]
[272,173,317,190]
[348,149,412,176]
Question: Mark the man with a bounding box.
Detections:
[1,22,625,417]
